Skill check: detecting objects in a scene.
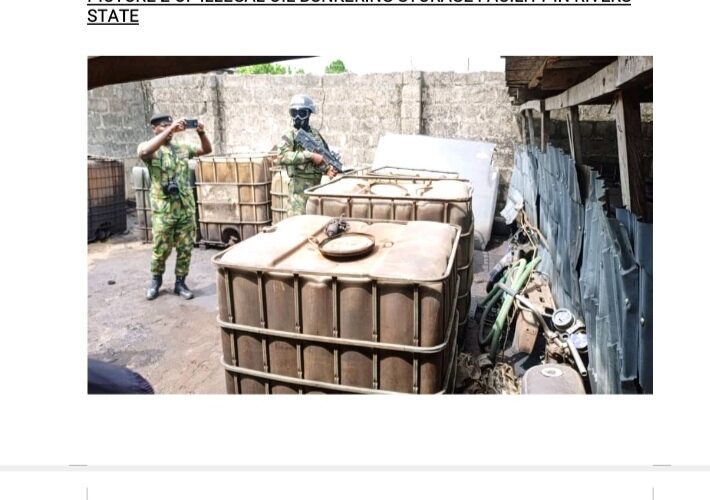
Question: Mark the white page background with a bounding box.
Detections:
[0,0,702,471]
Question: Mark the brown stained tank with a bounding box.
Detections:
[304,174,474,335]
[131,166,153,243]
[270,167,289,225]
[132,164,200,244]
[88,156,126,242]
[213,215,461,394]
[195,154,274,246]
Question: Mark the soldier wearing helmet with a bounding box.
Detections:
[277,94,336,217]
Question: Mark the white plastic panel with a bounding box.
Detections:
[372,134,498,248]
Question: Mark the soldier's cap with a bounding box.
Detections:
[149,113,173,126]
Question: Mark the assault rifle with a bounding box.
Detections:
[293,128,344,174]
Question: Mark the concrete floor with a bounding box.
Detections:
[87,210,508,394]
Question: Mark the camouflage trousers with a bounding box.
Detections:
[150,212,196,276]
[287,174,320,217]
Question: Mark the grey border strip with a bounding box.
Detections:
[0,465,708,472]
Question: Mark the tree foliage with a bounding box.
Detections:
[236,63,307,75]
[324,59,347,74]
[237,63,288,75]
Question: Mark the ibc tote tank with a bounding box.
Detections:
[212,215,461,394]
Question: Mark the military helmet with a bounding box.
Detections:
[289,94,316,114]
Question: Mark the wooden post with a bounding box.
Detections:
[614,89,647,219]
[566,105,583,164]
[525,109,536,147]
[540,101,550,152]
[566,105,588,201]
[518,113,528,144]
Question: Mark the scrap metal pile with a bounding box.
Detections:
[457,210,589,395]
[467,144,653,395]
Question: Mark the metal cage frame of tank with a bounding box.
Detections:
[304,175,474,332]
[195,154,275,247]
[132,166,153,243]
[269,166,289,225]
[365,166,461,179]
[212,221,462,395]
[88,156,127,242]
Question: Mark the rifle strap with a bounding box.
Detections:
[318,132,332,153]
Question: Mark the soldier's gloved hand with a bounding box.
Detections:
[325,166,337,179]
[310,152,324,166]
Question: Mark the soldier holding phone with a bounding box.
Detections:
[137,113,212,300]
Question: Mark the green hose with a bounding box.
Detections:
[486,256,541,362]
[480,259,524,308]
[478,287,503,346]
[478,260,525,345]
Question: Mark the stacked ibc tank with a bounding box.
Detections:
[88,156,127,242]
[131,165,153,242]
[213,215,461,394]
[303,167,475,338]
[269,167,289,225]
[194,153,275,246]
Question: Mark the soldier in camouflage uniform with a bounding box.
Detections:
[277,94,336,217]
[138,113,212,300]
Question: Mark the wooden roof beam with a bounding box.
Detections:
[519,100,541,112]
[504,56,547,71]
[545,56,616,70]
[617,56,653,87]
[528,57,560,89]
[517,56,652,113]
[536,67,604,91]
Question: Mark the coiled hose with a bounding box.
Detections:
[479,256,541,361]
[478,259,525,345]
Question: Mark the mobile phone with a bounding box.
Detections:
[185,118,198,129]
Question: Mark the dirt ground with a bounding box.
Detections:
[88,211,224,394]
[87,209,508,394]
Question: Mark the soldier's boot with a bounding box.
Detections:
[146,274,162,300]
[174,276,194,300]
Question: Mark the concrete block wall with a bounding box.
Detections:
[215,72,423,166]
[420,71,519,202]
[88,71,650,211]
[87,81,151,193]
[148,74,220,153]
[90,71,510,202]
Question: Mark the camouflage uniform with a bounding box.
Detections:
[277,127,329,217]
[138,141,197,277]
